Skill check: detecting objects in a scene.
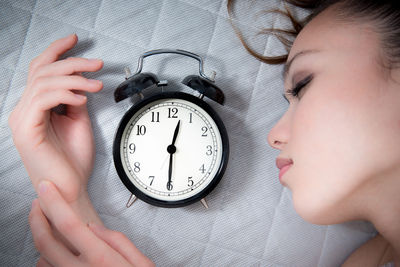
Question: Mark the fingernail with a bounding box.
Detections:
[88,79,101,85]
[65,33,75,40]
[38,181,49,195]
[74,93,87,100]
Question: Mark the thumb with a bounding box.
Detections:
[88,223,154,266]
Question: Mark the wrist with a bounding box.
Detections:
[70,192,104,226]
[44,185,104,255]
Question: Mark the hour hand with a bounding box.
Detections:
[171,120,180,146]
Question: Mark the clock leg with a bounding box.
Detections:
[200,198,209,209]
[126,193,138,208]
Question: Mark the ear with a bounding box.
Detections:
[114,72,159,102]
[182,75,225,105]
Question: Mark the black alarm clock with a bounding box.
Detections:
[113,49,229,208]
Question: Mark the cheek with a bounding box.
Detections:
[287,91,377,223]
[284,50,400,223]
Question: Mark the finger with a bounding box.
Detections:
[32,57,103,81]
[27,89,87,127]
[26,75,102,125]
[88,224,154,266]
[29,199,79,266]
[28,34,78,81]
[27,74,102,125]
[37,257,53,267]
[37,181,107,258]
[65,90,91,120]
[31,75,103,95]
[65,73,90,120]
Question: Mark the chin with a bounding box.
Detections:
[291,191,345,225]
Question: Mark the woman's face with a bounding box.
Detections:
[267,6,400,224]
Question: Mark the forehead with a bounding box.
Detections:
[287,6,381,64]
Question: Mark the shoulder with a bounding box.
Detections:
[342,233,394,267]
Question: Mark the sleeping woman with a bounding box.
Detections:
[8,0,400,266]
[228,0,400,265]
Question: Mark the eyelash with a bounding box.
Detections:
[287,74,313,98]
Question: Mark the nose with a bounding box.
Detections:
[267,111,291,150]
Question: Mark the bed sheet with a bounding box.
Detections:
[0,0,377,266]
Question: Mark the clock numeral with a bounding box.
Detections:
[188,176,194,187]
[148,176,155,186]
[189,113,193,123]
[206,145,212,156]
[199,164,206,174]
[166,181,173,191]
[168,107,178,118]
[136,125,146,135]
[201,126,208,137]
[151,112,160,122]
[133,162,141,173]
[128,143,136,154]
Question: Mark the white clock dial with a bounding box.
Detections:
[120,97,223,202]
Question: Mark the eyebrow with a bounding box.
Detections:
[282,49,320,81]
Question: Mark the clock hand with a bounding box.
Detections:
[166,120,180,191]
[171,120,180,146]
[167,153,173,191]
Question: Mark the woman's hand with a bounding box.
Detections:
[29,180,154,267]
[8,34,103,204]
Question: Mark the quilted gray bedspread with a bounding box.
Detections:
[0,0,376,266]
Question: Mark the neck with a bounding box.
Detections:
[373,216,400,265]
[363,172,400,264]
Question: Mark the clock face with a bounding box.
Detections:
[113,92,229,207]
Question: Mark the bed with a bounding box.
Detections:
[0,0,376,266]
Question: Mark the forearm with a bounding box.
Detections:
[30,179,155,266]
[22,150,104,229]
[26,169,103,225]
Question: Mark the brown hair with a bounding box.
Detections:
[227,0,400,67]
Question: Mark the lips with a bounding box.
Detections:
[276,157,293,183]
[276,157,293,170]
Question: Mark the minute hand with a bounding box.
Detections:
[167,153,173,191]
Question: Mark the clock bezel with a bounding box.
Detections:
[113,91,229,208]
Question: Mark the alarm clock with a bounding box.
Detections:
[113,49,229,208]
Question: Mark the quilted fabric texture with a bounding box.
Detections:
[0,0,377,266]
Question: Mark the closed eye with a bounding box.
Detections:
[286,74,313,99]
